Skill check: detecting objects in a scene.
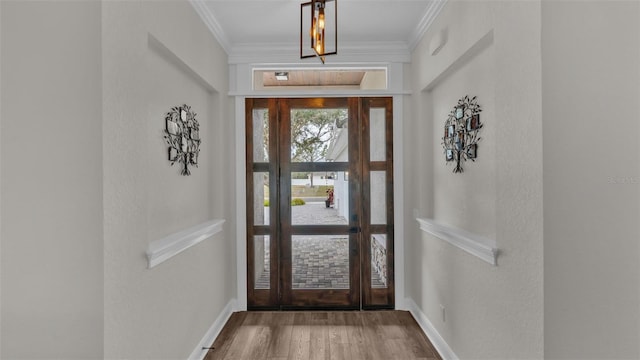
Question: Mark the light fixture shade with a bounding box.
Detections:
[275,71,289,81]
[300,0,337,64]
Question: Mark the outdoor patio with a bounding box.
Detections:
[255,202,386,290]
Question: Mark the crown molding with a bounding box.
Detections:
[408,0,448,51]
[189,0,231,54]
[228,41,411,64]
[190,0,446,63]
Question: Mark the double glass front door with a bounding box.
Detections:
[246,97,393,309]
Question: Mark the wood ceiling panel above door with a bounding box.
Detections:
[262,70,365,87]
[254,69,387,90]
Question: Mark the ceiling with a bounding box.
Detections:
[191,0,446,61]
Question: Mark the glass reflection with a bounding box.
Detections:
[292,235,349,289]
[371,234,387,289]
[254,235,270,289]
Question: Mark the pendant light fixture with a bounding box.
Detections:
[300,0,337,64]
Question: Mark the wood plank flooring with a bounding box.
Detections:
[203,311,442,360]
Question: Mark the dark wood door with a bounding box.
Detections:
[246,97,393,309]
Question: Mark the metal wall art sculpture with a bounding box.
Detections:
[442,95,483,173]
[163,104,201,176]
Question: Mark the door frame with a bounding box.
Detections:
[276,97,361,309]
[234,95,406,311]
[244,97,396,310]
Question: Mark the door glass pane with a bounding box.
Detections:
[370,171,387,224]
[291,174,348,225]
[370,108,386,161]
[253,172,269,226]
[291,108,348,162]
[292,235,349,289]
[253,108,269,162]
[254,235,270,289]
[371,234,387,289]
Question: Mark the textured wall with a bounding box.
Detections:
[542,2,640,358]
[102,1,233,358]
[429,42,496,236]
[406,1,544,358]
[0,1,104,358]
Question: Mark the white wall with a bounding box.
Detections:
[0,4,3,356]
[1,1,104,358]
[407,1,543,358]
[102,1,233,358]
[429,40,496,236]
[2,1,234,358]
[542,2,640,358]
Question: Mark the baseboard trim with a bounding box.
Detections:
[188,298,237,360]
[405,297,458,360]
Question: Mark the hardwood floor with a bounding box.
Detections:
[203,311,442,360]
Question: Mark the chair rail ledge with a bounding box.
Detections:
[146,219,225,269]
[416,217,498,265]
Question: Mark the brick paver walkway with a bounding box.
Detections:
[255,202,385,290]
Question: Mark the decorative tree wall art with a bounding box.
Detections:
[442,95,483,173]
[163,104,201,176]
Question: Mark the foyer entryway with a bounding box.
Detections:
[246,97,394,309]
[203,311,442,360]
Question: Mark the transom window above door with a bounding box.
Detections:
[252,68,388,91]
